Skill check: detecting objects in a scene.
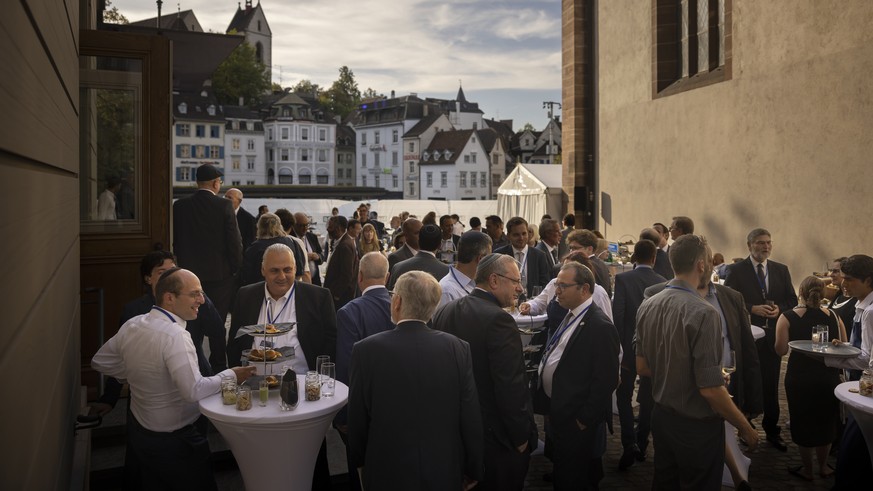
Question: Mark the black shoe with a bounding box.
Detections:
[619,445,638,470]
[766,434,788,452]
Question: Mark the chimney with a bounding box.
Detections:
[390,90,395,99]
[239,96,244,106]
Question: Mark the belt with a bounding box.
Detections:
[655,403,721,423]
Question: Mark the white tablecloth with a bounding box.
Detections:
[751,325,765,340]
[834,381,873,470]
[514,313,548,347]
[200,375,348,490]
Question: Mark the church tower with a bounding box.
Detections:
[227,1,272,70]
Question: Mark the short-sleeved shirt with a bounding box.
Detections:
[636,279,725,419]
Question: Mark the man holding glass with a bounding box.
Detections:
[494,216,550,299]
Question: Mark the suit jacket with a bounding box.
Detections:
[612,266,666,364]
[348,321,483,490]
[172,189,243,282]
[536,241,561,279]
[559,228,571,260]
[653,248,674,280]
[589,256,613,298]
[236,207,256,251]
[432,289,538,452]
[494,244,551,295]
[387,244,415,271]
[387,252,450,290]
[724,257,797,329]
[335,287,394,425]
[324,234,359,310]
[297,231,324,286]
[226,281,336,369]
[643,282,764,415]
[535,303,620,450]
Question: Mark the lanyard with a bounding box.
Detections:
[265,283,295,324]
[755,264,768,297]
[151,306,177,324]
[543,303,590,355]
[450,267,473,294]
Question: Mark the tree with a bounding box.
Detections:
[522,122,535,132]
[319,66,361,119]
[292,79,322,97]
[103,0,129,24]
[362,87,380,99]
[211,42,271,105]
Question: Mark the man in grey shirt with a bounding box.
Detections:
[635,235,758,490]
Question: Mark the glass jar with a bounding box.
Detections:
[859,369,873,397]
[236,385,252,411]
[221,376,238,405]
[305,370,321,401]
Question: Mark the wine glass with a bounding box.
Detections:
[722,350,736,396]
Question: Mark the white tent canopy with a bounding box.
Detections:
[497,163,566,225]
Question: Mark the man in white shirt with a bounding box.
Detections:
[438,231,492,308]
[92,268,255,490]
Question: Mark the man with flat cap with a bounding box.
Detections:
[173,164,242,321]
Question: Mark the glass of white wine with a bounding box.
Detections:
[722,350,736,396]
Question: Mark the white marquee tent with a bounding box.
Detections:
[497,163,566,225]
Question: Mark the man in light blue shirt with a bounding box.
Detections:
[438,231,492,308]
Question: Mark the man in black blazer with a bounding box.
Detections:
[559,213,575,261]
[536,262,620,489]
[536,218,562,279]
[724,228,796,451]
[494,217,551,296]
[225,243,336,490]
[612,240,665,470]
[323,215,359,310]
[173,165,243,321]
[224,188,256,251]
[348,271,483,491]
[387,224,449,290]
[293,212,325,286]
[643,227,674,280]
[387,218,421,271]
[567,229,613,297]
[432,253,538,491]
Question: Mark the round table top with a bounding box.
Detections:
[788,340,862,359]
[834,381,873,414]
[200,374,348,425]
[512,313,548,329]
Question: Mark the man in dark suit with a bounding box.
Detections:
[432,253,538,491]
[494,216,551,296]
[536,218,562,279]
[226,243,336,490]
[485,215,510,250]
[724,227,796,452]
[387,218,421,271]
[438,214,461,263]
[224,188,255,251]
[559,213,574,260]
[335,252,394,491]
[567,229,613,297]
[323,215,359,310]
[387,224,449,290]
[535,262,620,489]
[612,240,665,470]
[293,212,324,286]
[172,164,243,321]
[643,227,673,280]
[348,270,483,491]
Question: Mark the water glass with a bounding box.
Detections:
[258,380,269,407]
[812,324,828,351]
[316,355,330,382]
[321,362,336,397]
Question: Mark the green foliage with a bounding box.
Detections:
[319,66,361,118]
[103,0,129,24]
[212,42,271,105]
[522,122,535,132]
[362,87,380,99]
[292,79,322,97]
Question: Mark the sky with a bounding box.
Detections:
[111,0,562,129]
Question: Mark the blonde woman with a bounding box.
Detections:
[359,222,384,255]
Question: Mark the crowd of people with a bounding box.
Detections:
[90,164,872,490]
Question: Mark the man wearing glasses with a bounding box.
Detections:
[432,253,538,491]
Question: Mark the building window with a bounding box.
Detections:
[471,172,477,188]
[195,125,205,137]
[362,175,367,186]
[195,145,206,158]
[247,156,255,170]
[301,128,309,141]
[317,174,329,185]
[361,132,367,145]
[318,149,327,162]
[493,154,499,166]
[301,149,310,162]
[392,175,398,187]
[210,125,220,138]
[440,172,447,188]
[281,127,289,140]
[408,182,414,195]
[408,161,414,173]
[481,172,487,187]
[361,154,367,167]
[460,172,467,188]
[231,180,240,185]
[392,129,398,143]
[247,139,255,150]
[279,169,293,184]
[180,145,191,158]
[374,131,380,144]
[374,153,380,167]
[232,157,240,170]
[490,173,498,187]
[392,152,398,166]
[346,169,352,178]
[299,171,312,185]
[232,139,240,150]
[281,149,290,161]
[426,172,433,188]
[319,129,326,141]
[375,175,380,188]
[464,155,470,164]
[408,142,414,153]
[268,128,274,141]
[653,0,731,98]
[247,180,255,185]
[471,152,477,163]
[176,124,190,137]
[268,149,274,162]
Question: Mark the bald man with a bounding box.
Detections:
[224,188,256,250]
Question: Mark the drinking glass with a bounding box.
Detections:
[321,362,336,397]
[812,325,828,351]
[722,350,736,377]
[316,355,330,382]
[236,385,252,411]
[258,380,269,407]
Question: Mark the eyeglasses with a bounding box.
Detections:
[180,290,206,299]
[555,282,580,291]
[494,273,523,286]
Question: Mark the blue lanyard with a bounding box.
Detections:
[543,303,590,355]
[450,267,472,294]
[151,306,177,324]
[265,283,295,324]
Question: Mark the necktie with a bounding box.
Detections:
[515,251,523,263]
[757,263,767,295]
[552,249,558,264]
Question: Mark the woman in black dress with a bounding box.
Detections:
[775,276,847,481]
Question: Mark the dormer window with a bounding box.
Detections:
[444,150,452,160]
[422,151,429,161]
[178,102,187,114]
[207,105,215,116]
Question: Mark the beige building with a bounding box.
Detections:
[563,0,873,280]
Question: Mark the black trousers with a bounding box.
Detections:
[617,364,637,448]
[636,376,655,452]
[834,414,872,490]
[473,437,530,491]
[651,405,724,491]
[202,278,235,322]
[551,420,606,491]
[756,330,782,435]
[127,415,217,491]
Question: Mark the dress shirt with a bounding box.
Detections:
[452,222,464,236]
[441,238,456,251]
[438,266,475,308]
[255,284,308,375]
[750,257,770,293]
[826,290,873,371]
[544,242,558,263]
[526,278,613,322]
[91,308,234,432]
[299,233,318,276]
[539,298,593,397]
